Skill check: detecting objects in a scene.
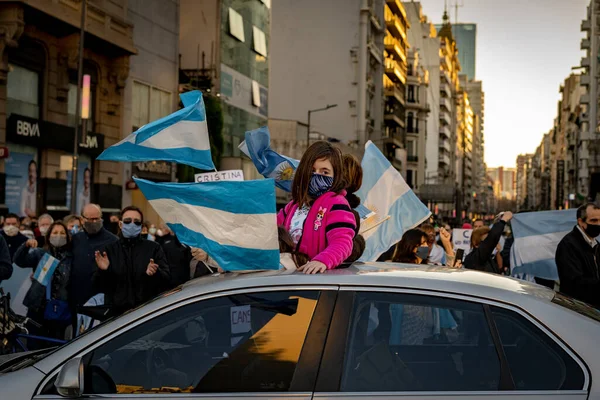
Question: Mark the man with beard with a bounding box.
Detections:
[69,204,118,309]
[20,160,38,218]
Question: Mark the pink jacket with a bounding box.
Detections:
[277,191,356,269]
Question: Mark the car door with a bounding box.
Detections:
[313,287,589,400]
[33,286,337,400]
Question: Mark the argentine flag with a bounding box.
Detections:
[33,253,60,287]
[98,90,214,170]
[134,177,279,271]
[356,141,431,261]
[511,209,577,281]
[238,126,299,192]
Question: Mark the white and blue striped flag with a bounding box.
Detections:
[134,177,280,271]
[511,209,577,281]
[356,141,431,261]
[98,90,215,170]
[33,253,60,287]
[238,126,299,192]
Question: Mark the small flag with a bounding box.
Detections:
[134,177,279,271]
[356,141,431,261]
[33,253,60,287]
[238,126,299,192]
[511,209,577,281]
[98,90,214,170]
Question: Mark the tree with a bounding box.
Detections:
[176,93,224,182]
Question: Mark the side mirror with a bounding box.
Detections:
[54,357,84,398]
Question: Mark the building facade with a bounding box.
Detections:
[456,88,474,214]
[0,0,135,217]
[435,23,476,80]
[516,154,533,211]
[122,0,180,222]
[180,0,270,176]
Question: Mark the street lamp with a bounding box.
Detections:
[307,104,337,147]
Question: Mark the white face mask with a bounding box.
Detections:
[39,226,50,236]
[3,225,19,237]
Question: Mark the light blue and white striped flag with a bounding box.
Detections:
[33,253,60,287]
[238,126,299,192]
[356,141,431,261]
[511,209,577,281]
[98,90,215,170]
[134,177,279,271]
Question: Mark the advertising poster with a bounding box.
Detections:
[452,229,473,253]
[66,160,92,214]
[4,150,37,217]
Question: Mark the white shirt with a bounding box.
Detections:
[290,205,310,245]
[577,225,599,248]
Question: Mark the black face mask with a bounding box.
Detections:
[584,223,600,238]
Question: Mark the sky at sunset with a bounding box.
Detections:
[415,0,588,168]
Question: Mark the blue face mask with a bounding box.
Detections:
[121,222,142,238]
[416,246,430,261]
[308,173,334,198]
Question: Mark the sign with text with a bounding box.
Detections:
[452,229,473,253]
[0,146,8,159]
[195,170,244,183]
[230,305,251,334]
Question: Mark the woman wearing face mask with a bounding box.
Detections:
[141,221,156,241]
[463,211,513,274]
[14,221,73,340]
[391,229,430,264]
[277,141,356,274]
[93,206,170,316]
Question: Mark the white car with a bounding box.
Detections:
[1,263,598,400]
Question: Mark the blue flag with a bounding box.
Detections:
[134,177,280,271]
[238,126,299,192]
[33,253,60,287]
[511,209,577,281]
[356,141,431,261]
[98,90,214,170]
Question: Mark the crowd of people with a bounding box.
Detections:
[0,140,598,346]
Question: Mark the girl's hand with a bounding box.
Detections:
[26,239,38,248]
[298,261,327,274]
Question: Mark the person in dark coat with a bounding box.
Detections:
[14,221,73,340]
[157,224,193,287]
[464,212,513,274]
[0,234,13,283]
[556,203,600,308]
[69,204,118,308]
[93,206,170,316]
[1,213,28,260]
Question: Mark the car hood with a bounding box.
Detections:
[0,348,54,372]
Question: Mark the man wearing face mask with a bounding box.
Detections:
[464,211,513,274]
[1,213,28,260]
[35,214,54,248]
[0,235,13,283]
[556,203,600,307]
[69,204,118,310]
[93,206,170,316]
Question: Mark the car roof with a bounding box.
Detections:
[178,262,555,305]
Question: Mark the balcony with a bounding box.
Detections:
[386,0,403,16]
[407,155,418,163]
[440,137,451,152]
[582,19,591,31]
[385,104,406,127]
[440,111,451,126]
[581,56,591,68]
[385,57,406,84]
[440,125,451,139]
[581,93,591,104]
[581,73,591,86]
[368,40,383,64]
[439,152,451,166]
[384,79,406,105]
[385,6,407,42]
[441,68,451,85]
[440,96,452,111]
[384,34,407,64]
[581,38,591,50]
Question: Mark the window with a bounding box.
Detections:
[7,64,39,119]
[341,292,500,392]
[491,306,585,390]
[132,82,172,131]
[251,80,261,107]
[229,7,245,42]
[406,112,414,133]
[406,139,415,157]
[406,170,414,188]
[253,26,268,57]
[407,85,415,103]
[83,291,320,394]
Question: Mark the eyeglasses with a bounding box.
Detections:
[122,218,142,226]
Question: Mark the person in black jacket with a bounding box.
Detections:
[555,203,600,308]
[157,224,193,287]
[464,212,513,274]
[0,234,13,283]
[1,213,28,260]
[93,206,170,316]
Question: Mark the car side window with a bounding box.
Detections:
[491,306,585,390]
[82,291,320,394]
[341,292,501,392]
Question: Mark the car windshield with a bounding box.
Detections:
[552,293,600,323]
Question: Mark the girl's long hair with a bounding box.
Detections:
[343,154,363,209]
[392,229,427,264]
[292,141,346,207]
